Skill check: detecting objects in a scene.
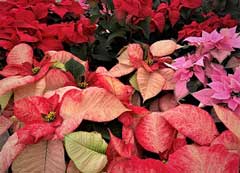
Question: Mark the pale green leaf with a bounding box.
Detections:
[52,61,66,71]
[129,73,139,91]
[64,131,108,173]
[0,91,12,111]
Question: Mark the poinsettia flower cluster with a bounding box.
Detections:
[0,0,96,51]
[151,0,202,32]
[194,67,240,115]
[109,40,178,101]
[106,101,240,173]
[0,43,136,171]
[1,40,240,172]
[113,0,152,24]
[172,27,240,101]
[178,12,237,40]
[0,1,240,172]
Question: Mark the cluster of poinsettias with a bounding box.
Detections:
[173,26,240,114]
[0,25,240,172]
[105,26,240,172]
[0,0,95,51]
[113,0,237,40]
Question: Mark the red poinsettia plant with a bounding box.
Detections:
[0,0,240,173]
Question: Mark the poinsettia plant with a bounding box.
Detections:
[0,0,240,173]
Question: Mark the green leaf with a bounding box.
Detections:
[65,58,85,81]
[107,30,127,43]
[137,17,151,40]
[187,77,203,93]
[64,131,108,173]
[129,73,139,91]
[0,91,12,112]
[70,44,88,61]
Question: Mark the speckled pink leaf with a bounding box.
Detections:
[107,131,137,159]
[0,133,25,172]
[211,130,240,156]
[128,44,143,68]
[89,69,133,102]
[46,51,87,67]
[7,43,33,65]
[170,133,187,153]
[108,157,176,173]
[168,144,239,173]
[109,64,135,77]
[137,67,165,101]
[60,87,129,122]
[162,104,219,145]
[14,77,46,101]
[44,86,81,101]
[54,118,83,139]
[0,75,34,97]
[214,105,240,139]
[44,69,75,91]
[135,112,175,154]
[159,68,175,90]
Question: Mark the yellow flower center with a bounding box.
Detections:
[145,58,154,66]
[32,67,40,75]
[42,111,56,122]
[78,81,88,89]
[162,160,167,164]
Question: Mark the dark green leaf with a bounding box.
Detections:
[65,58,85,80]
[70,44,88,61]
[137,17,151,40]
[187,78,203,93]
[107,30,127,43]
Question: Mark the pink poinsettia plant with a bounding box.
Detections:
[0,0,240,173]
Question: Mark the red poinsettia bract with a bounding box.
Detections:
[0,43,50,97]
